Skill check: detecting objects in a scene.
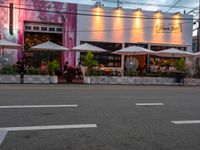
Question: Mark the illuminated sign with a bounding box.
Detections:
[156,24,182,33]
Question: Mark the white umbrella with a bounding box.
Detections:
[113,46,156,55]
[71,43,107,52]
[30,41,69,51]
[113,46,156,76]
[156,48,194,67]
[30,41,69,62]
[156,48,193,58]
[0,39,21,55]
[194,51,200,57]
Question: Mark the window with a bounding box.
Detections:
[56,28,62,32]
[33,26,39,31]
[41,27,47,31]
[80,41,122,67]
[25,26,31,30]
[49,28,55,32]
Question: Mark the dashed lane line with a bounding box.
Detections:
[0,105,78,109]
[136,103,164,106]
[171,120,200,124]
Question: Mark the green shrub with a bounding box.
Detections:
[174,58,186,71]
[48,60,60,75]
[196,66,200,78]
[0,65,18,75]
[82,52,98,76]
[26,67,40,75]
[127,70,138,77]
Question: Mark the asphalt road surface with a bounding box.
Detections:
[0,84,200,150]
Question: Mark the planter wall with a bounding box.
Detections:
[49,76,58,84]
[184,78,200,86]
[24,75,50,84]
[0,75,21,83]
[84,76,188,85]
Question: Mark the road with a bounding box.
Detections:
[0,84,200,150]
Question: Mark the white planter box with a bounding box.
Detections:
[84,76,91,84]
[84,76,177,85]
[24,75,50,84]
[49,76,58,84]
[0,75,21,83]
[184,78,200,86]
[84,76,200,86]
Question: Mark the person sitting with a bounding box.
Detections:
[75,62,83,79]
[66,66,75,83]
[64,61,69,73]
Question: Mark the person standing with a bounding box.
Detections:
[63,61,69,83]
[16,59,25,83]
[75,62,83,79]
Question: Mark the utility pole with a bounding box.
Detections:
[198,0,200,52]
[117,0,120,8]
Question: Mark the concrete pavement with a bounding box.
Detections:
[0,84,199,150]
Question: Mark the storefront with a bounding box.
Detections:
[76,4,193,73]
[0,0,193,72]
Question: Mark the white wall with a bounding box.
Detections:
[77,4,193,50]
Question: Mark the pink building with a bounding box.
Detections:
[0,0,77,67]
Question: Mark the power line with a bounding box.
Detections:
[92,0,196,10]
[0,5,196,21]
[166,0,182,12]
[186,6,199,14]
[0,2,177,19]
[0,21,192,33]
[0,1,195,19]
[0,0,197,12]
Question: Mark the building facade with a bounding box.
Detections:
[0,0,193,69]
[0,0,77,67]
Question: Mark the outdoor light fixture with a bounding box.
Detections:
[155,10,162,14]
[95,1,103,8]
[115,0,123,10]
[116,6,123,10]
[135,8,142,12]
[174,12,181,16]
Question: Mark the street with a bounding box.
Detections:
[0,84,200,150]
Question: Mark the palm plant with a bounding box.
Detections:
[48,60,60,75]
[82,52,98,76]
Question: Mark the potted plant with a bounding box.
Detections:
[82,52,98,84]
[24,66,50,84]
[48,60,60,84]
[0,65,21,83]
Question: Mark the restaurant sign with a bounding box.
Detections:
[156,24,182,33]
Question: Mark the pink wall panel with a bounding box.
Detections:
[0,0,77,66]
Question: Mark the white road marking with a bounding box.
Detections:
[171,120,200,124]
[136,103,164,106]
[0,124,97,146]
[0,130,7,146]
[0,105,78,109]
[0,124,97,131]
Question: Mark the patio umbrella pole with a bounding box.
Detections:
[121,54,125,76]
[2,45,4,55]
[48,50,50,62]
[172,53,174,67]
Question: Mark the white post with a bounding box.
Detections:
[121,43,125,76]
[121,54,124,76]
